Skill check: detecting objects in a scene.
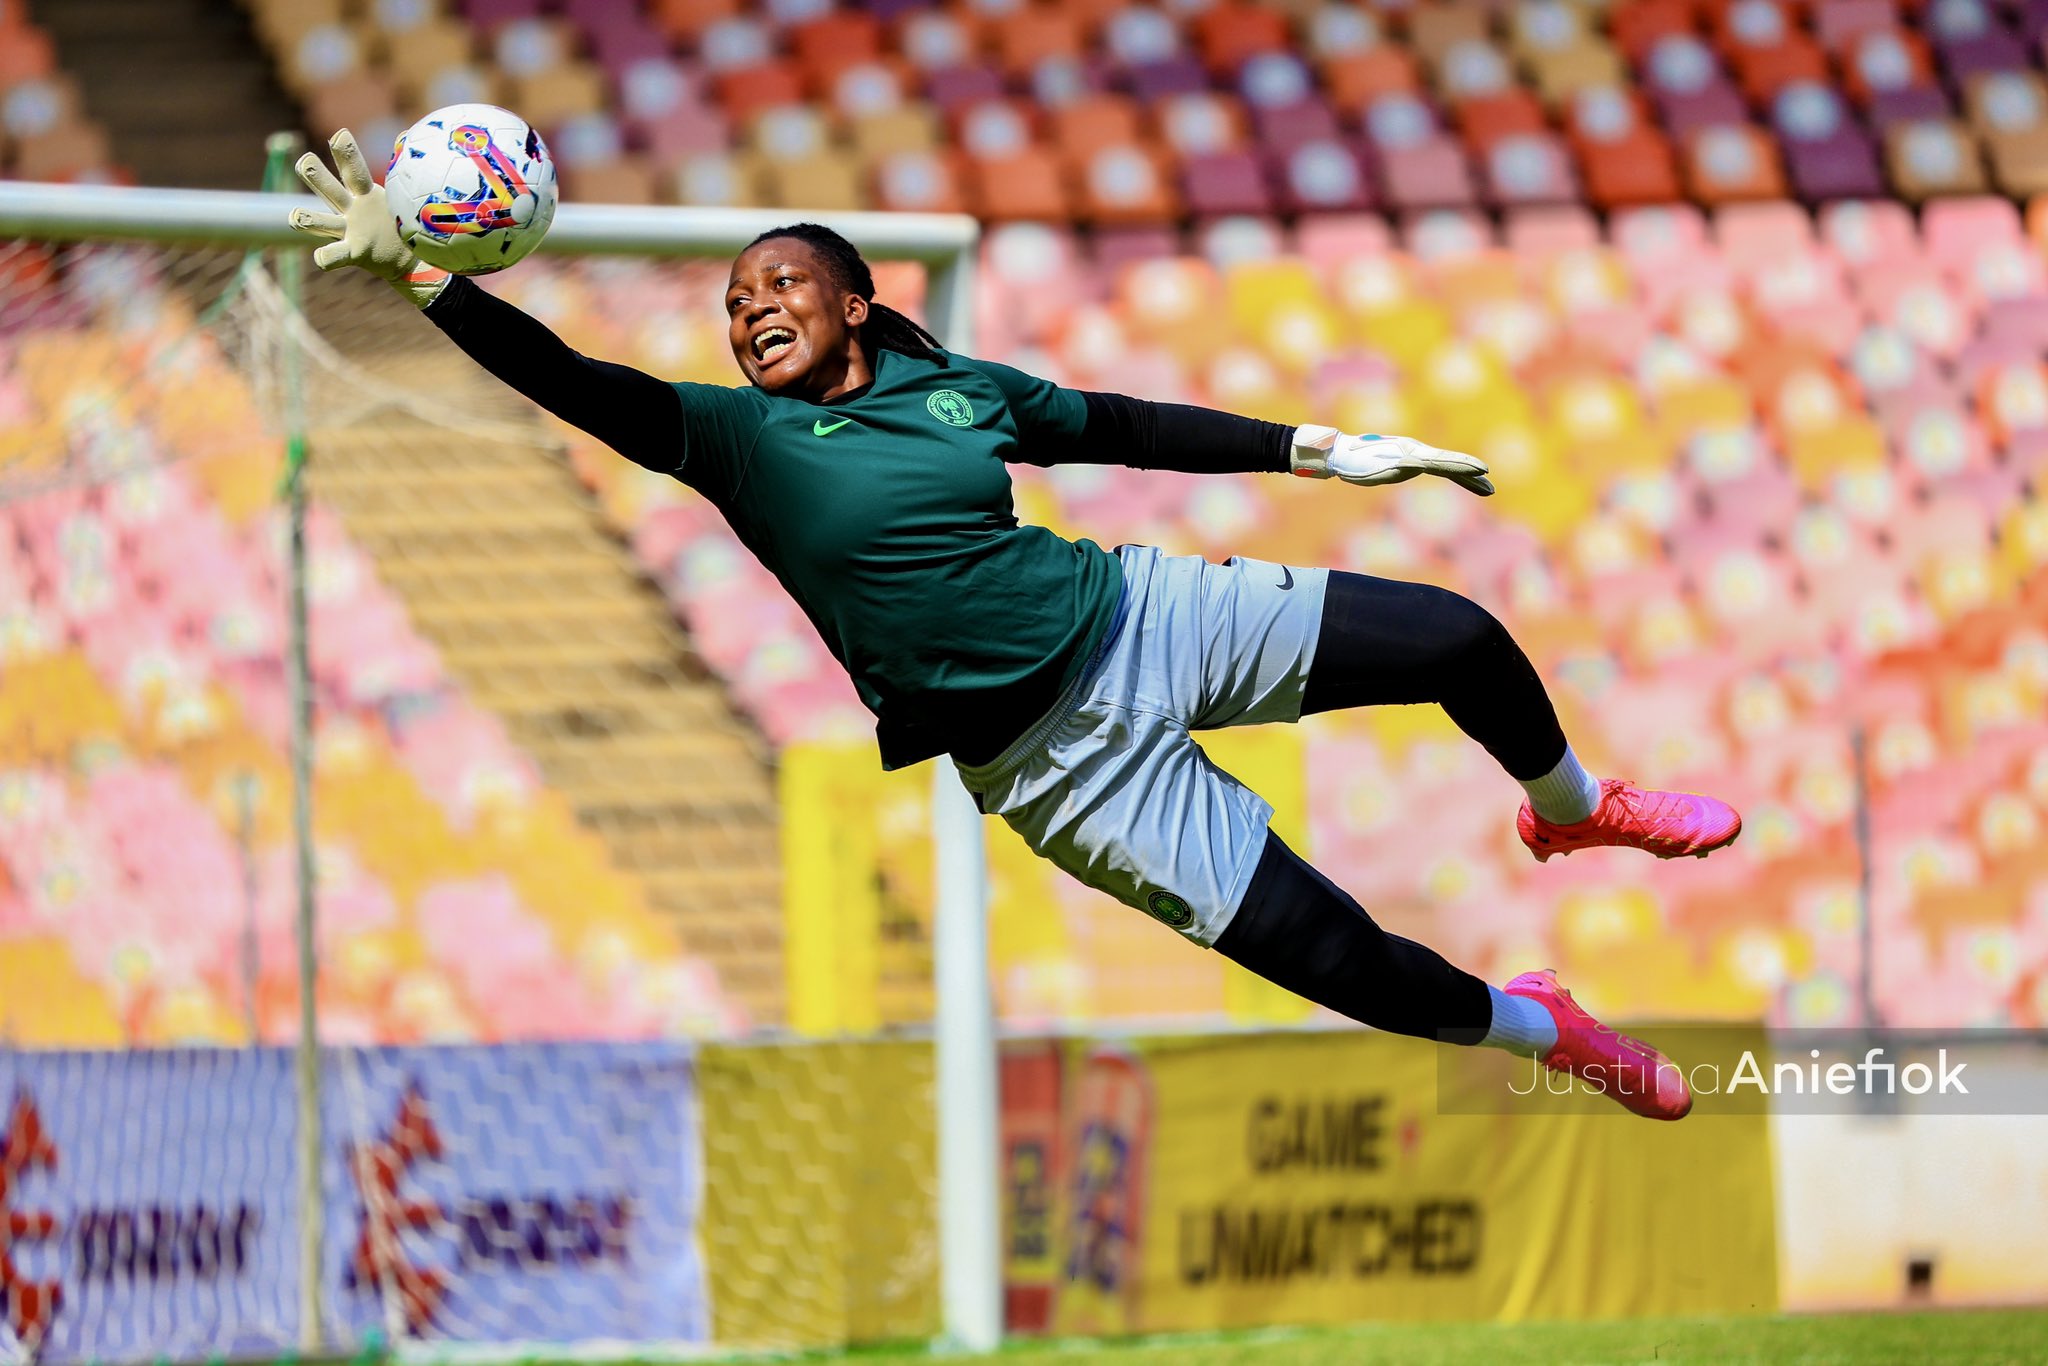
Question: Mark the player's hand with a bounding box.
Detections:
[286,128,449,309]
[1289,426,1494,497]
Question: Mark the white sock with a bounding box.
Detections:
[1519,745,1601,824]
[1481,985,1559,1057]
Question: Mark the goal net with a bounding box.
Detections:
[0,186,969,1361]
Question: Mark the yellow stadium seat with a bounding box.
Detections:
[505,64,609,132]
[1258,300,1345,377]
[848,106,940,159]
[1653,376,1754,447]
[1784,414,1887,489]
[1114,257,1234,367]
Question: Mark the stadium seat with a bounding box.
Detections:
[1047,93,1144,162]
[849,103,940,159]
[1683,124,1791,202]
[1320,46,1423,114]
[1182,151,1276,216]
[1886,119,1992,198]
[1078,143,1180,225]
[1773,81,1889,199]
[963,148,1073,221]
[1454,89,1550,155]
[1482,132,1579,207]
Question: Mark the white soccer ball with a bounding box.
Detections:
[383,103,557,275]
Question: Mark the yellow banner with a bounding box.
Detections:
[1035,1029,1778,1335]
[700,1039,937,1349]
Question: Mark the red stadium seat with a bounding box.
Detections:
[0,17,55,85]
[1320,48,1422,115]
[710,63,806,126]
[963,147,1073,221]
[1579,129,1687,208]
[1192,4,1291,76]
[1455,89,1550,155]
[790,13,884,93]
[1077,142,1181,226]
[1683,124,1791,201]
[990,8,1087,78]
[648,0,740,44]
[1612,0,1703,65]
[1047,95,1146,164]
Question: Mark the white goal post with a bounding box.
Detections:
[0,180,1000,1355]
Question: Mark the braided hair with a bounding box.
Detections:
[744,222,944,364]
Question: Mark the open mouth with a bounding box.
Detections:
[751,326,796,366]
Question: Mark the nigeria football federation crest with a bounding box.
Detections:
[926,390,975,426]
[1144,890,1194,929]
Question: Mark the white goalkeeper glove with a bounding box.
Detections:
[286,128,450,309]
[1289,425,1495,497]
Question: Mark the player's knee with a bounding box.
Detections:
[1427,586,1511,666]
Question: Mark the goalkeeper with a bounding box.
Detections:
[293,130,1740,1120]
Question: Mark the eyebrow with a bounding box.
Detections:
[729,260,800,286]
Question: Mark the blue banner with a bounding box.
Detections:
[0,1043,706,1363]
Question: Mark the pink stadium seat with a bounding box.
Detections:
[1922,196,2026,271]
[1504,205,1603,258]
[1611,202,1713,269]
[1714,201,1816,275]
[1295,214,1394,268]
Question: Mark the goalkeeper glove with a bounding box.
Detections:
[1289,425,1495,497]
[285,128,450,309]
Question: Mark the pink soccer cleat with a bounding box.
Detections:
[1505,970,1693,1121]
[1517,778,1741,863]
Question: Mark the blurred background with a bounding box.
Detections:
[1,0,2046,1358]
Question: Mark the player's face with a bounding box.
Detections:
[725,241,869,396]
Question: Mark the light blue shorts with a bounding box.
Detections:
[954,545,1328,946]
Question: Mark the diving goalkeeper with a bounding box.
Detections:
[292,130,1740,1120]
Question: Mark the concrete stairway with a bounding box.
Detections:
[35,0,304,189]
[303,306,787,1026]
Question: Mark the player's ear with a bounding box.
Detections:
[844,293,869,328]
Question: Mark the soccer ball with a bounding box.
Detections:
[383,103,557,275]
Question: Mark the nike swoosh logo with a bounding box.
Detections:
[1278,566,1295,590]
[812,417,853,437]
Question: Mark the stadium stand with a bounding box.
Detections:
[7,0,2048,1037]
[0,1,119,183]
[0,251,747,1044]
[211,0,2048,215]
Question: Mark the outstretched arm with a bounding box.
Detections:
[1069,393,1492,494]
[422,278,680,472]
[958,355,1492,494]
[287,128,680,473]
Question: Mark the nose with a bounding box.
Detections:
[743,299,780,327]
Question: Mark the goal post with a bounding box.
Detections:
[0,179,997,1357]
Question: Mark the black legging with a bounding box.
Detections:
[1214,830,1491,1043]
[1300,572,1567,781]
[1213,573,1571,1040]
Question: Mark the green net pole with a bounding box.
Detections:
[262,128,326,1355]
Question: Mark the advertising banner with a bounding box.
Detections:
[0,1042,705,1363]
[1000,1028,1778,1335]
